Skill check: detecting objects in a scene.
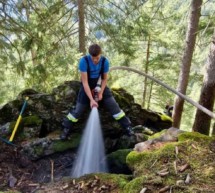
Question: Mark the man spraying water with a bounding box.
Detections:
[60,43,134,177]
[60,44,134,140]
[71,89,107,177]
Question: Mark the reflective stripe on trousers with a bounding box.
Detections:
[67,113,78,122]
[113,110,125,120]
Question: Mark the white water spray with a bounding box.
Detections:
[71,107,108,178]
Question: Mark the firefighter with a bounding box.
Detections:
[60,44,134,140]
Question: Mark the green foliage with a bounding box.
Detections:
[0,0,214,131]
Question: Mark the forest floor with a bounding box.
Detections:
[1,134,215,193]
[0,142,125,193]
[0,142,76,193]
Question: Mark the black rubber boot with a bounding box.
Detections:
[118,116,134,136]
[60,127,72,140]
[125,126,135,136]
[60,118,73,140]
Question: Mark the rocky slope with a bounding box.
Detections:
[0,81,175,193]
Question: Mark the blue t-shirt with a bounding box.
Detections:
[79,55,109,78]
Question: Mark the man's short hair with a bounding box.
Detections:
[89,44,102,56]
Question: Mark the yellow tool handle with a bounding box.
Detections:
[9,115,22,142]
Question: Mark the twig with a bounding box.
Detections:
[175,146,179,159]
[185,173,191,184]
[179,163,189,172]
[169,186,173,193]
[156,168,169,177]
[173,161,177,174]
[140,187,147,193]
[149,159,158,169]
[50,159,54,183]
[17,174,24,186]
[159,186,170,193]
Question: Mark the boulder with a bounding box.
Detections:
[0,81,172,159]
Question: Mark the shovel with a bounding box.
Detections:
[0,97,29,146]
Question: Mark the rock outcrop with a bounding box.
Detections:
[0,81,172,160]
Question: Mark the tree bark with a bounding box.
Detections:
[213,122,215,135]
[192,28,215,135]
[142,35,150,108]
[147,71,154,110]
[172,0,202,128]
[78,0,86,55]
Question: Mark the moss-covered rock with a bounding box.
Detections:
[107,149,132,174]
[8,115,43,141]
[178,131,214,143]
[126,132,215,193]
[123,175,163,193]
[52,133,81,152]
[21,132,81,160]
[148,129,167,140]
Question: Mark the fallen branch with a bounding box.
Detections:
[110,66,215,119]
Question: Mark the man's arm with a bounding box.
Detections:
[81,72,98,108]
[98,73,108,101]
[100,73,108,94]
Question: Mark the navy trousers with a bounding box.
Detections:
[63,78,131,130]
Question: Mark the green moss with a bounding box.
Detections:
[22,115,42,126]
[107,149,132,172]
[112,89,131,107]
[122,175,163,193]
[178,132,213,143]
[9,115,42,132]
[158,113,173,122]
[96,173,130,188]
[123,176,147,193]
[108,149,131,162]
[126,134,215,192]
[127,142,177,167]
[148,129,167,140]
[52,133,81,152]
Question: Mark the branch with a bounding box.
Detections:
[0,32,22,62]
[110,66,215,119]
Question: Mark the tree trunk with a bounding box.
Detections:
[78,0,86,55]
[172,0,202,128]
[192,28,215,135]
[147,71,154,110]
[142,35,150,108]
[213,122,215,135]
